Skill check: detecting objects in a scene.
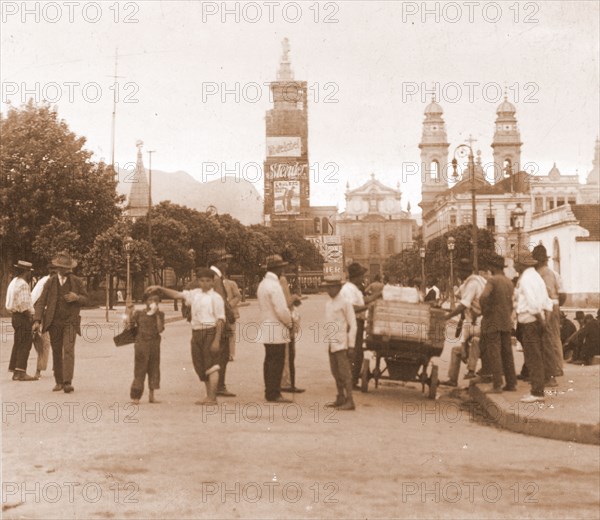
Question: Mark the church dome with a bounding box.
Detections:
[548,162,561,180]
[424,99,443,115]
[497,97,516,114]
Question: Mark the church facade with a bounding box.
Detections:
[418,96,599,263]
[337,175,415,278]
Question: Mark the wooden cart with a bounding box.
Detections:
[360,300,446,399]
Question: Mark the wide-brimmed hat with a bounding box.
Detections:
[263,254,288,270]
[321,276,343,287]
[516,252,538,267]
[347,262,367,279]
[488,254,507,269]
[532,244,550,262]
[208,248,233,264]
[575,311,585,321]
[51,251,77,269]
[13,260,33,271]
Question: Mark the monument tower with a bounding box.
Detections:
[263,38,310,231]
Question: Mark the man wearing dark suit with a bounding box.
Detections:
[33,252,88,393]
[208,249,237,397]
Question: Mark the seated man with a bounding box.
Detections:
[579,314,600,365]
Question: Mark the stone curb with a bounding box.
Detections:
[468,384,600,446]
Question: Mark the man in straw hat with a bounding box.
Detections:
[33,251,88,393]
[6,260,37,381]
[257,254,294,403]
[532,243,565,384]
[514,250,553,403]
[322,275,357,410]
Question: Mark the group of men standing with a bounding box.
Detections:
[440,244,588,403]
[5,252,87,392]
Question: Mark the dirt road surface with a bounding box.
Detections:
[2,295,599,519]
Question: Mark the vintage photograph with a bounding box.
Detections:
[1,1,599,519]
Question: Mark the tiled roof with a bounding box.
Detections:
[572,204,600,240]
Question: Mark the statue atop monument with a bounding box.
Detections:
[277,37,294,81]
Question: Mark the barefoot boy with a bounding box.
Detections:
[322,276,357,410]
[129,289,165,404]
[151,268,225,405]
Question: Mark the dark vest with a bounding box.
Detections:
[54,277,72,323]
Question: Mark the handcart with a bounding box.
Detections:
[360,299,446,399]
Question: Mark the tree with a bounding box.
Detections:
[0,101,122,310]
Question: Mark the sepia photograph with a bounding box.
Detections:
[1,1,599,519]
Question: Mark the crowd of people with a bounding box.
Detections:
[5,244,600,408]
[439,244,600,403]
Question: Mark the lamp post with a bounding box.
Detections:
[512,203,526,263]
[447,236,456,309]
[452,138,478,272]
[188,248,196,282]
[125,236,133,307]
[419,246,426,295]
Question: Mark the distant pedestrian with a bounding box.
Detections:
[322,276,357,411]
[514,252,554,403]
[279,272,304,394]
[128,289,165,404]
[33,252,88,393]
[223,275,242,362]
[257,255,293,403]
[560,312,577,361]
[533,244,565,384]
[6,260,37,381]
[30,263,55,379]
[479,255,517,393]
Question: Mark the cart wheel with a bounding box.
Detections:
[360,359,370,393]
[428,364,439,400]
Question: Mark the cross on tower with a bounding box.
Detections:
[466,134,477,150]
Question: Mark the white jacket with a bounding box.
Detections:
[257,272,293,344]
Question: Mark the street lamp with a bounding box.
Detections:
[447,236,456,309]
[512,203,526,263]
[419,246,426,295]
[125,236,134,307]
[452,138,479,272]
[188,248,196,282]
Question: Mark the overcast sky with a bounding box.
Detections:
[2,1,599,210]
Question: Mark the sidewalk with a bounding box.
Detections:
[468,363,600,445]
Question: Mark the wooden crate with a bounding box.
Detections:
[369,300,446,350]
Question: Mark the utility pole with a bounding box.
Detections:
[106,47,124,321]
[147,150,156,285]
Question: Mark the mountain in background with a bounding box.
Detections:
[117,169,264,225]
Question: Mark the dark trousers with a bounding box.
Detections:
[130,338,161,400]
[191,328,218,382]
[48,322,77,385]
[217,330,230,390]
[352,319,365,384]
[9,313,33,372]
[483,330,516,389]
[288,338,297,388]
[264,343,286,401]
[519,322,545,397]
[329,349,353,399]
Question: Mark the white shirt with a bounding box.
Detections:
[5,277,34,314]
[340,281,366,319]
[182,288,225,330]
[458,274,487,323]
[257,272,293,344]
[324,291,357,352]
[31,275,50,305]
[515,267,553,324]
